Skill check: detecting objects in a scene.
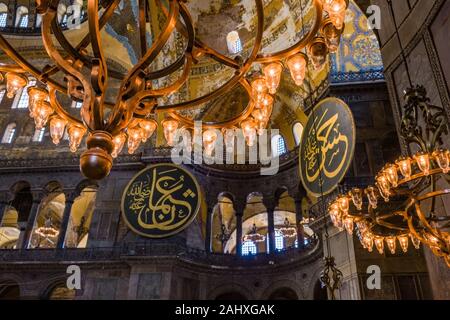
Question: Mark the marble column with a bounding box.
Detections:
[294,196,305,249]
[235,212,243,256]
[204,204,213,253]
[56,191,77,249]
[263,197,276,254]
[20,193,41,250]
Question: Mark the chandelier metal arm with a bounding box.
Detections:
[118,0,179,102]
[41,7,96,131]
[0,34,66,92]
[41,0,122,81]
[155,0,264,112]
[48,86,84,126]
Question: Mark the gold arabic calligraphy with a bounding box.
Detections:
[126,168,195,231]
[304,109,349,183]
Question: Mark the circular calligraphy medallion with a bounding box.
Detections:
[299,98,356,197]
[121,163,202,238]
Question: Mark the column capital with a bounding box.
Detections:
[63,189,79,203]
[262,196,277,212]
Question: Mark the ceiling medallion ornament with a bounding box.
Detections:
[0,0,349,180]
[299,97,356,196]
[328,86,450,266]
[121,163,202,238]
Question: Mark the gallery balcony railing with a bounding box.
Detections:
[0,237,321,268]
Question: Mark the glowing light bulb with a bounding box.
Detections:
[338,195,350,213]
[111,132,126,158]
[365,186,378,209]
[385,236,397,254]
[28,87,48,118]
[223,128,236,153]
[384,164,399,188]
[203,129,218,157]
[251,77,268,103]
[241,119,257,147]
[363,233,374,252]
[5,72,28,99]
[286,53,307,86]
[162,119,179,147]
[374,237,385,255]
[68,125,86,153]
[410,234,421,249]
[433,149,450,173]
[396,157,412,179]
[263,62,283,94]
[414,152,430,176]
[33,100,53,130]
[127,127,143,154]
[376,173,391,201]
[322,0,347,13]
[398,235,409,253]
[138,119,157,142]
[49,117,67,145]
[350,188,363,211]
[343,216,354,235]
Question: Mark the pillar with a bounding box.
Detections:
[294,195,305,249]
[234,201,245,257]
[204,203,213,253]
[56,191,77,249]
[263,197,276,254]
[20,192,42,250]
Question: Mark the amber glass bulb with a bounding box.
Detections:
[286,53,307,86]
[385,236,397,254]
[5,72,28,99]
[111,132,127,158]
[263,62,283,94]
[365,186,378,209]
[127,127,143,154]
[139,119,157,142]
[203,129,218,157]
[223,128,236,153]
[433,149,450,173]
[374,237,385,255]
[251,77,268,103]
[49,117,67,145]
[396,157,412,179]
[383,164,399,188]
[241,119,257,147]
[68,125,86,153]
[33,100,53,130]
[398,235,409,253]
[350,188,363,211]
[322,0,347,13]
[343,216,354,235]
[410,234,421,249]
[363,233,374,252]
[414,152,430,176]
[28,87,48,118]
[162,119,179,147]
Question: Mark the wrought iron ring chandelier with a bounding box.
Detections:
[0,0,349,180]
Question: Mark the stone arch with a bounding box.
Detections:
[41,278,76,300]
[212,192,236,254]
[0,280,20,300]
[207,283,253,300]
[261,279,303,300]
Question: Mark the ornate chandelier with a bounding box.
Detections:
[0,0,348,180]
[328,85,450,266]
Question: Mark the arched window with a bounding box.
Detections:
[0,3,8,28]
[293,122,304,146]
[12,79,36,109]
[15,6,29,28]
[32,128,45,142]
[242,240,257,256]
[226,31,242,55]
[2,123,16,144]
[271,134,287,157]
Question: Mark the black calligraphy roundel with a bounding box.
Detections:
[299,98,355,196]
[121,163,202,238]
